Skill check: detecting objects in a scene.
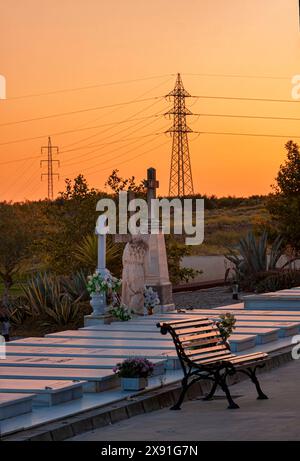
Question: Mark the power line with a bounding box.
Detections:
[7,160,40,201]
[183,72,293,80]
[7,74,174,100]
[191,95,300,104]
[198,131,300,139]
[0,114,162,146]
[195,113,300,122]
[63,129,165,170]
[61,77,173,148]
[0,155,40,166]
[0,97,161,127]
[40,137,59,200]
[61,115,165,163]
[1,158,35,198]
[66,139,170,177]
[61,99,165,150]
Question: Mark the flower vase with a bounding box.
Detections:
[121,377,148,391]
[90,292,106,316]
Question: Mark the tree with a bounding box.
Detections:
[267,140,300,253]
[0,204,32,307]
[105,169,146,195]
[40,175,108,274]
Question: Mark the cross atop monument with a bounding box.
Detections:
[145,167,159,203]
[145,168,159,231]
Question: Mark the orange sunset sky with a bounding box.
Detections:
[1,0,300,201]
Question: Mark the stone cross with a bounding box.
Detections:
[95,214,109,276]
[114,190,135,243]
[145,167,159,219]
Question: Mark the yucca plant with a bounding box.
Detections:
[7,297,32,326]
[42,294,80,327]
[61,270,90,303]
[73,234,122,276]
[225,230,284,287]
[21,272,81,326]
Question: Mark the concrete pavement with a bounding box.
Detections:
[69,360,300,441]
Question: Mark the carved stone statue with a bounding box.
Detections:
[121,236,148,315]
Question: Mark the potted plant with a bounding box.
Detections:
[144,286,160,315]
[110,304,132,321]
[86,270,121,316]
[113,357,154,391]
[216,313,236,342]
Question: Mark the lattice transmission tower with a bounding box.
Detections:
[40,136,59,200]
[165,73,194,197]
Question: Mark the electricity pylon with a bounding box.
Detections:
[165,73,194,197]
[40,136,59,200]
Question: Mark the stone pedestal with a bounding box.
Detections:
[143,232,175,312]
[84,313,113,327]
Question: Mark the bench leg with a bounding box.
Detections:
[248,368,268,400]
[170,376,188,410]
[219,376,239,409]
[203,380,218,401]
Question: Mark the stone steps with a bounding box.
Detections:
[179,308,300,318]
[5,345,178,371]
[0,355,166,376]
[9,330,257,353]
[0,367,118,393]
[244,288,300,310]
[2,285,300,426]
[8,336,174,350]
[0,393,34,420]
[46,330,167,341]
[0,380,84,407]
[227,334,256,352]
[46,324,284,346]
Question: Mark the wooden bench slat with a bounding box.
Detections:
[185,338,221,348]
[195,353,237,365]
[159,317,210,327]
[192,349,233,363]
[185,337,224,352]
[177,325,215,335]
[225,353,267,365]
[184,344,228,357]
[173,321,213,330]
[181,330,221,343]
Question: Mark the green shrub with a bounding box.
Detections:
[255,270,300,293]
[21,272,81,326]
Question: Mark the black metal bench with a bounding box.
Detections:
[157,316,269,410]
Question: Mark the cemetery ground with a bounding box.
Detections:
[69,359,300,442]
[9,286,237,339]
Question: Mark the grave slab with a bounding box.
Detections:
[8,336,174,351]
[177,308,300,318]
[46,330,168,341]
[5,346,178,369]
[244,292,300,310]
[0,380,84,407]
[0,355,166,376]
[0,367,118,393]
[233,327,279,344]
[8,333,256,355]
[227,334,256,352]
[131,312,300,324]
[230,321,299,338]
[0,393,33,421]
